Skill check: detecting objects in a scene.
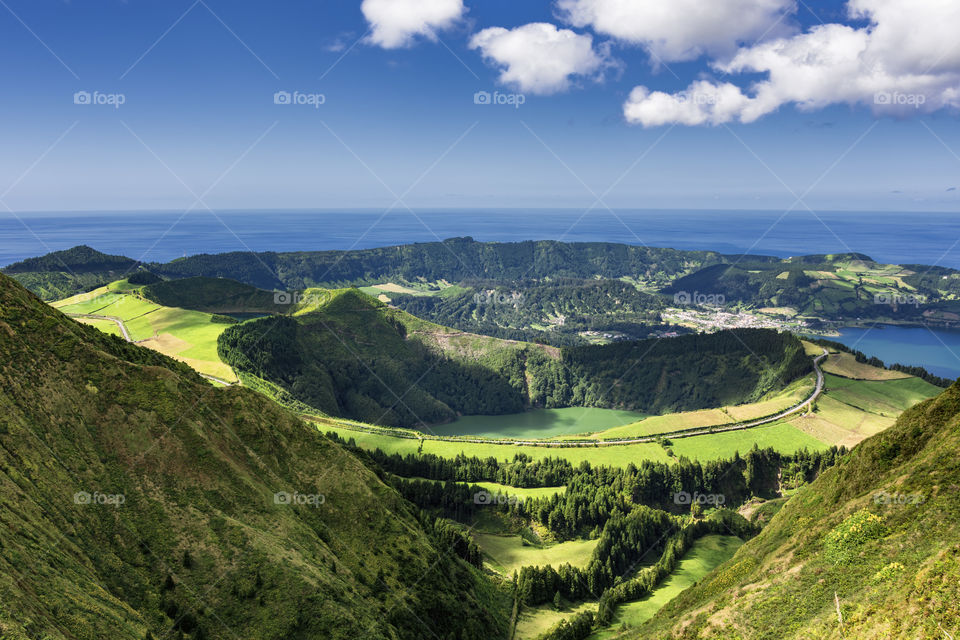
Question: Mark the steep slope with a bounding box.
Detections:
[0,274,508,639]
[631,379,960,639]
[217,287,811,428]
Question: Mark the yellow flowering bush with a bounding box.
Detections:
[824,509,888,565]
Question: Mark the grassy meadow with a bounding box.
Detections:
[589,535,744,639]
[53,280,239,381]
[475,533,599,575]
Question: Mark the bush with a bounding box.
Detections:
[824,509,888,565]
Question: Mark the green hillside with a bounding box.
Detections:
[0,273,508,639]
[3,245,139,300]
[217,287,811,428]
[11,241,960,345]
[630,378,960,639]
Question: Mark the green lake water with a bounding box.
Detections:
[431,407,646,439]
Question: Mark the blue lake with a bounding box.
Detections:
[830,325,960,380]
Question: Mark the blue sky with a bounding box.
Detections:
[1,0,959,212]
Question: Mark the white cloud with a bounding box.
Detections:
[557,0,796,62]
[623,0,960,126]
[469,23,613,95]
[361,0,465,49]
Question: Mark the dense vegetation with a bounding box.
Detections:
[629,377,960,639]
[3,245,139,299]
[330,423,843,638]
[0,273,509,639]
[141,275,281,314]
[218,287,811,427]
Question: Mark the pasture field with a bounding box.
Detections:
[667,423,828,460]
[320,425,673,467]
[475,533,598,575]
[722,376,815,422]
[820,351,912,380]
[514,602,596,640]
[54,283,238,382]
[589,535,744,639]
[592,408,729,439]
[74,316,122,337]
[390,476,565,500]
[823,374,941,415]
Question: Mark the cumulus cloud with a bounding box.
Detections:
[622,0,960,126]
[361,0,465,49]
[557,0,796,62]
[469,23,614,95]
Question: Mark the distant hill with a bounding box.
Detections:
[217,287,812,427]
[0,273,508,639]
[11,240,960,341]
[630,377,960,639]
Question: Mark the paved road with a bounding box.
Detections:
[317,348,829,448]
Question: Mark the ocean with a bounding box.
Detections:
[3,208,960,268]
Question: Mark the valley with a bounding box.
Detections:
[2,241,954,640]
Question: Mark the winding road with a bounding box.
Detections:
[315,348,829,448]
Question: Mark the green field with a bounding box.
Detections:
[667,423,828,460]
[515,601,596,640]
[822,374,941,416]
[590,535,744,639]
[321,424,672,467]
[391,475,565,500]
[53,282,238,381]
[74,316,122,337]
[434,407,647,439]
[475,533,598,575]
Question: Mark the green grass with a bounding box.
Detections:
[594,408,731,438]
[434,407,647,439]
[590,535,744,639]
[668,423,828,460]
[474,533,598,575]
[824,374,941,416]
[54,286,237,381]
[391,475,565,500]
[74,316,122,337]
[514,601,596,640]
[321,424,673,467]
